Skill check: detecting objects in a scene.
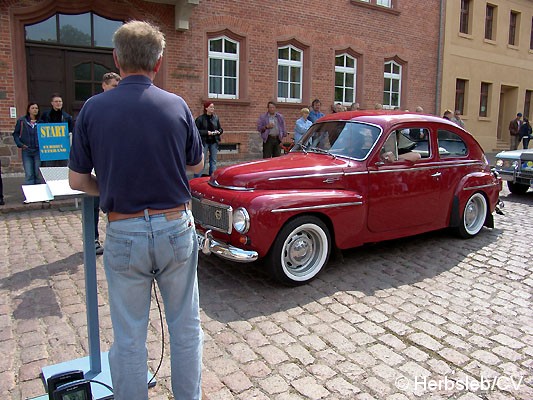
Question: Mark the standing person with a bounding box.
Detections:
[41,93,74,167]
[331,102,343,113]
[68,20,204,400]
[350,102,360,111]
[102,71,121,91]
[415,106,424,113]
[519,117,532,149]
[451,110,465,128]
[509,112,523,150]
[92,71,122,255]
[194,101,223,177]
[294,107,311,143]
[13,103,43,186]
[442,109,453,120]
[257,101,287,158]
[308,98,324,123]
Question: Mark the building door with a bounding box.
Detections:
[26,46,115,119]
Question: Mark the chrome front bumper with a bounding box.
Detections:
[197,229,258,263]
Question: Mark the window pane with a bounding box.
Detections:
[59,14,91,46]
[224,59,237,77]
[393,63,400,74]
[335,87,343,102]
[383,92,390,105]
[335,55,344,67]
[384,78,391,91]
[345,88,354,102]
[345,73,354,87]
[346,56,355,68]
[94,64,110,82]
[224,78,237,95]
[384,62,392,73]
[94,15,122,48]
[224,39,237,54]
[25,15,57,42]
[391,93,399,106]
[278,47,289,60]
[74,63,91,80]
[290,66,301,83]
[209,77,222,94]
[290,48,301,62]
[210,38,222,52]
[392,79,400,92]
[278,82,288,98]
[75,82,93,101]
[278,65,289,81]
[209,58,222,76]
[290,83,300,99]
[335,72,344,86]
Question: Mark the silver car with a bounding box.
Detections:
[494,149,533,194]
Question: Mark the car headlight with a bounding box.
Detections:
[496,159,503,167]
[233,207,250,233]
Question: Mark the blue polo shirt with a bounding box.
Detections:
[69,75,202,213]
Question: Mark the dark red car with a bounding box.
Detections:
[190,111,503,285]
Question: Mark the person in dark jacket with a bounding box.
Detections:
[194,101,223,177]
[13,103,43,185]
[519,117,532,149]
[40,93,74,167]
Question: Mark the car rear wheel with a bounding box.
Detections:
[457,192,487,238]
[268,216,331,286]
[507,181,530,195]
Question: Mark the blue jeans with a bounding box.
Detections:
[104,210,202,400]
[22,149,42,185]
[194,142,218,177]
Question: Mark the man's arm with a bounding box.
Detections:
[186,153,204,175]
[69,170,100,196]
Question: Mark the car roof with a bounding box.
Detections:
[317,110,460,131]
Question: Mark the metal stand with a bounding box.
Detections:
[25,169,154,399]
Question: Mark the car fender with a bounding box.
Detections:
[238,189,365,257]
[449,171,499,227]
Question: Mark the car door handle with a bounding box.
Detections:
[431,172,442,178]
[323,177,339,183]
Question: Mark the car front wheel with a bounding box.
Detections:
[457,192,487,238]
[507,181,530,195]
[268,216,331,286]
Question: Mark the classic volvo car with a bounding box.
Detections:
[190,111,503,285]
[493,149,533,194]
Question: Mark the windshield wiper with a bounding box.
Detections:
[307,147,336,159]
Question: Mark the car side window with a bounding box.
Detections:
[400,128,431,159]
[437,129,468,157]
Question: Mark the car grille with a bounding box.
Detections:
[191,197,232,234]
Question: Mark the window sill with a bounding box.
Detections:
[478,116,491,122]
[202,98,251,106]
[483,39,496,45]
[458,32,473,40]
[507,44,519,50]
[349,1,400,15]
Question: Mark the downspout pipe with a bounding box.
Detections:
[436,0,445,115]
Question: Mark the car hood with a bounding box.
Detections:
[209,153,356,190]
[495,149,533,159]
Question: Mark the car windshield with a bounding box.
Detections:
[292,121,381,160]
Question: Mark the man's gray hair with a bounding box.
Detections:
[113,21,165,72]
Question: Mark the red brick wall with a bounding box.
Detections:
[0,0,440,172]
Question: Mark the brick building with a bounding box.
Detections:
[0,0,441,173]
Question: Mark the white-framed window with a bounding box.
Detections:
[208,36,239,99]
[383,60,401,109]
[376,0,392,7]
[335,53,357,105]
[277,45,302,103]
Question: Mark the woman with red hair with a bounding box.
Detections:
[194,101,223,177]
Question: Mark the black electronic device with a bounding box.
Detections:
[47,370,84,400]
[53,379,93,400]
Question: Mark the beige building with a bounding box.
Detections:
[441,0,533,151]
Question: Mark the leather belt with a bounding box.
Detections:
[107,204,188,222]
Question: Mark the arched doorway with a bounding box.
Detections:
[25,12,122,119]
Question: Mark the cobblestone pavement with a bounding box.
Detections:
[1,186,532,400]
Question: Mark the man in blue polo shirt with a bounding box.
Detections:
[69,21,203,400]
[308,98,325,123]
